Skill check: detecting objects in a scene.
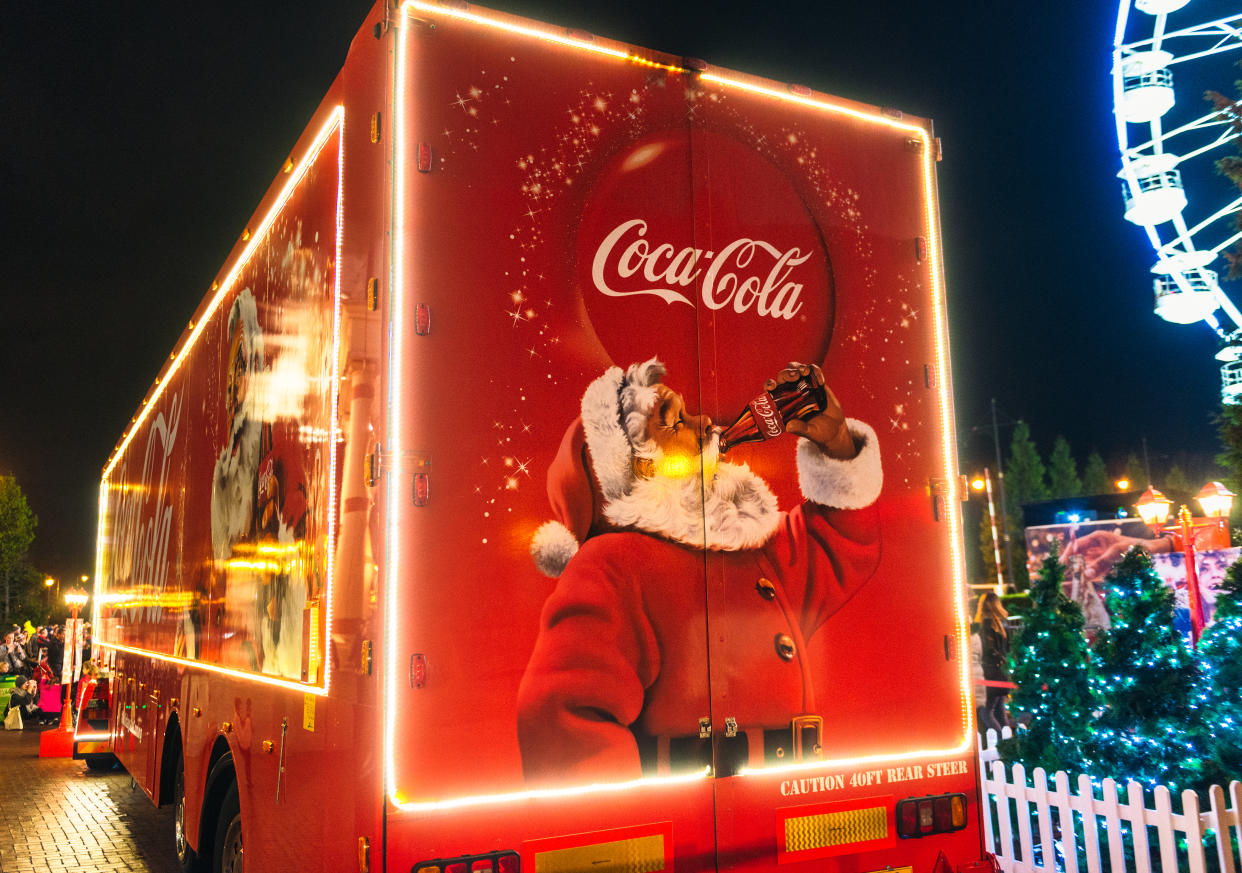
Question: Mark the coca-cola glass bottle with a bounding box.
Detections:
[717,373,828,454]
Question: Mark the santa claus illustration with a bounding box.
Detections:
[209,288,308,677]
[518,357,882,783]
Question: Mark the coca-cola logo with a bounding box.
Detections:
[749,394,785,438]
[591,218,809,321]
[576,129,833,419]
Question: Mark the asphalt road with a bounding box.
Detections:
[0,724,179,872]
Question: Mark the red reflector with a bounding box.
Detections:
[497,855,519,873]
[413,472,430,506]
[898,801,918,837]
[417,142,433,173]
[933,796,952,831]
[471,862,492,873]
[446,864,466,873]
[415,303,431,336]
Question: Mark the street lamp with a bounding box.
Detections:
[1135,481,1235,648]
[64,587,88,620]
[1135,485,1173,528]
[1195,481,1235,522]
[1116,477,1132,492]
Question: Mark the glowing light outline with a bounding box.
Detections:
[385,2,973,812]
[93,106,345,697]
[96,641,330,696]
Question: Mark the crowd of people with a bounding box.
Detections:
[2,622,93,729]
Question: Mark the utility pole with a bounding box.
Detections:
[991,398,1016,591]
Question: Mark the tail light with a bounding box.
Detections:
[416,852,519,873]
[895,793,969,839]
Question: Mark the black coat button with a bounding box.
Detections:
[755,578,776,600]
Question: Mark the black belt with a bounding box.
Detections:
[636,715,824,777]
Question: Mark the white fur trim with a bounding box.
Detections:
[603,461,780,551]
[531,520,580,578]
[580,358,665,501]
[796,418,882,509]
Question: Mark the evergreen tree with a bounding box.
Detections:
[1164,463,1192,497]
[0,475,37,620]
[1124,452,1146,489]
[1091,549,1205,792]
[1006,421,1049,507]
[1048,436,1082,498]
[1215,402,1242,494]
[1196,558,1242,787]
[998,549,1098,776]
[1004,421,1047,590]
[1083,451,1111,495]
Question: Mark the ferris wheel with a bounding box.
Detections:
[1113,0,1242,401]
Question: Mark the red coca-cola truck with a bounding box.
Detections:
[85,2,993,872]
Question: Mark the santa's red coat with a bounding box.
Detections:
[516,499,879,783]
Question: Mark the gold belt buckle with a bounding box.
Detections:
[791,714,823,760]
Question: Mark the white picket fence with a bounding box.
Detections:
[978,729,1242,873]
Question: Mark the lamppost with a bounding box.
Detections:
[1135,482,1235,647]
[60,588,88,727]
[39,587,90,757]
[43,576,55,611]
[971,469,1005,595]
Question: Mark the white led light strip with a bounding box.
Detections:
[95,106,345,698]
[385,3,972,810]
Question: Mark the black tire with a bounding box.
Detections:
[174,759,203,873]
[212,781,242,873]
[84,755,116,772]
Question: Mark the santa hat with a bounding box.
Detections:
[530,358,666,577]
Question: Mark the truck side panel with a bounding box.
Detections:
[95,4,390,870]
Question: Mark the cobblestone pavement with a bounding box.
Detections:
[0,725,179,873]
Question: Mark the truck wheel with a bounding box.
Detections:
[212,782,242,873]
[84,755,116,772]
[174,760,202,873]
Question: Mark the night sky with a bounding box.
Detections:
[1,1,1234,582]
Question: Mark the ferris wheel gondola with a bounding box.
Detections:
[1113,0,1242,400]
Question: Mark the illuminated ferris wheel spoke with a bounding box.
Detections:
[1114,0,1242,400]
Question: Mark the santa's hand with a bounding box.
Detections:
[1062,529,1172,579]
[765,362,857,460]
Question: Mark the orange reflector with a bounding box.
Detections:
[417,867,441,873]
[951,794,967,828]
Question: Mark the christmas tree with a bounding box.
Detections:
[1196,557,1242,787]
[999,548,1097,776]
[1090,549,1204,792]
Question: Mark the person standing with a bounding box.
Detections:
[976,592,1013,733]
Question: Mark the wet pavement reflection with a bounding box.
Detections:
[0,726,178,872]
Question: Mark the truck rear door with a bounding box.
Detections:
[382,5,981,872]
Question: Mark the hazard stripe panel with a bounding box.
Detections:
[778,796,895,863]
[526,823,672,873]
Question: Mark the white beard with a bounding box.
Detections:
[260,524,307,679]
[603,459,780,551]
[210,416,260,559]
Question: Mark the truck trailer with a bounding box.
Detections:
[85,2,993,871]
